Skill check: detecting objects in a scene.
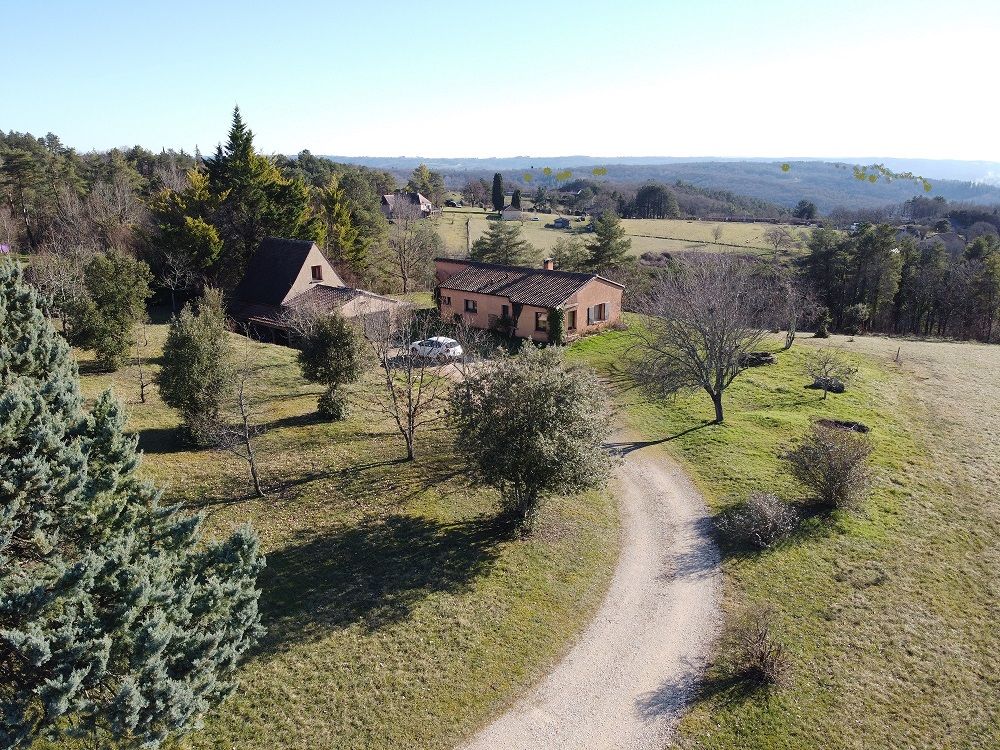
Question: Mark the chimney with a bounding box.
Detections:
[542,257,555,271]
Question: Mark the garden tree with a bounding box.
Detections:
[763,226,796,261]
[25,244,94,339]
[805,348,858,398]
[449,346,613,531]
[629,183,679,219]
[158,245,202,313]
[204,107,318,282]
[773,270,814,349]
[587,211,631,269]
[511,188,522,210]
[792,199,818,220]
[491,172,504,213]
[630,254,779,423]
[85,173,148,251]
[551,237,589,271]
[786,423,874,509]
[813,306,832,337]
[157,287,235,443]
[0,261,263,749]
[296,312,364,419]
[314,177,365,280]
[82,250,153,371]
[337,169,390,285]
[382,198,441,292]
[362,307,451,460]
[195,334,267,497]
[462,178,489,207]
[712,224,725,243]
[149,169,224,273]
[471,219,536,265]
[405,164,445,207]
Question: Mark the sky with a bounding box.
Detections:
[3,0,999,160]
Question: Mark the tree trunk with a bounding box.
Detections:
[711,391,724,423]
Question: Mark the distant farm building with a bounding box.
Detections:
[381,191,434,220]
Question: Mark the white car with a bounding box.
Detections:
[408,336,464,360]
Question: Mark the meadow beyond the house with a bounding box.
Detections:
[435,207,810,259]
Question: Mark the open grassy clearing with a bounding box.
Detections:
[434,208,808,260]
[568,325,1000,749]
[64,313,619,750]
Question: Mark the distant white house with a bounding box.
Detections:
[500,205,523,221]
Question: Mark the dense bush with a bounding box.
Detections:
[786,424,874,509]
[717,492,799,549]
[722,606,791,686]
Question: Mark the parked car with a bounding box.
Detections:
[445,199,458,207]
[408,336,464,360]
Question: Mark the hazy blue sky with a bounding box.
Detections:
[4,0,998,159]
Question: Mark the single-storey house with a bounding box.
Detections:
[552,217,571,229]
[500,205,523,221]
[381,191,434,220]
[228,237,399,343]
[434,257,625,343]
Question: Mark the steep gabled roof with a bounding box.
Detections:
[230,237,318,306]
[436,258,623,309]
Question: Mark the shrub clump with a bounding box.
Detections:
[786,424,874,509]
[723,606,791,686]
[717,492,799,549]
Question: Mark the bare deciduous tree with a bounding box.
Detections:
[381,198,440,293]
[712,224,724,243]
[804,348,857,398]
[362,307,451,460]
[763,226,796,261]
[159,246,201,313]
[197,334,266,497]
[774,273,815,350]
[629,254,779,423]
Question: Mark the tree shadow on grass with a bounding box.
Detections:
[255,513,505,656]
[604,421,715,456]
[137,426,188,454]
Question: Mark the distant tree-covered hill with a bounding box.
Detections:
[324,156,1000,212]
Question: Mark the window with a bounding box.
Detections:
[310,265,323,281]
[535,311,548,332]
[567,310,577,330]
[441,295,452,306]
[587,303,607,324]
[465,299,478,313]
[501,304,509,318]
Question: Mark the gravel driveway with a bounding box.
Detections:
[461,438,722,750]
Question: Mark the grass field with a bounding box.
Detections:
[568,327,1000,749]
[434,208,809,260]
[67,314,619,750]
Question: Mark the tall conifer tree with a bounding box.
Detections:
[0,261,263,748]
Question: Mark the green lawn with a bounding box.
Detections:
[434,209,808,261]
[65,315,619,750]
[568,325,1000,749]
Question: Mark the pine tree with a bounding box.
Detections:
[317,178,364,279]
[470,220,537,265]
[491,172,504,213]
[205,107,318,281]
[586,211,631,270]
[0,260,263,749]
[157,287,235,442]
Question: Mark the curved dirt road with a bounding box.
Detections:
[462,439,722,750]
